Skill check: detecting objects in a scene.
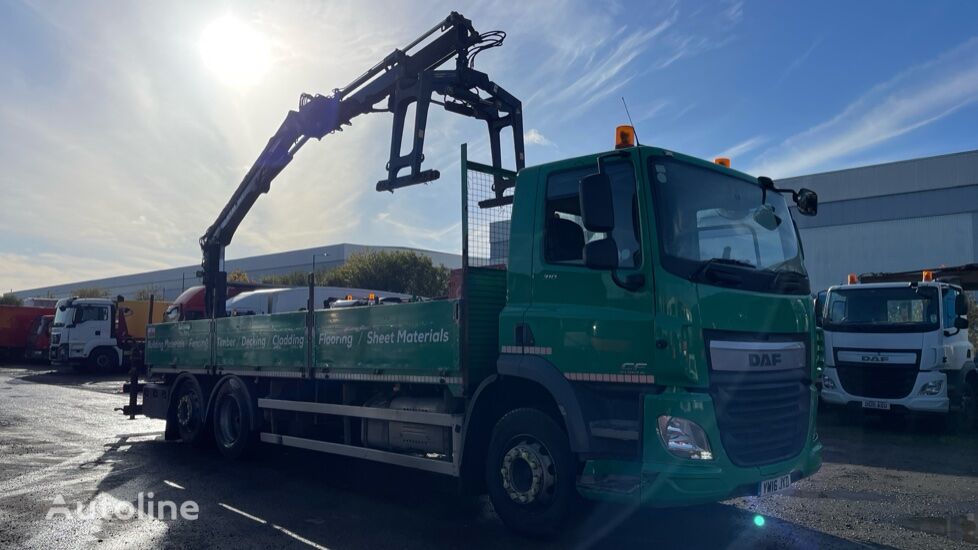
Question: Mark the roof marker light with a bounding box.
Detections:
[922,270,934,282]
[615,125,636,149]
[847,273,858,285]
[714,157,731,167]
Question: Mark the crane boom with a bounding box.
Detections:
[199,12,524,317]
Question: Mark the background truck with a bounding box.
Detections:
[51,297,169,372]
[818,268,977,430]
[162,283,263,322]
[0,305,55,361]
[24,314,53,362]
[125,13,823,536]
[226,286,411,316]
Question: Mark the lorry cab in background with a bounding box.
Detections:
[51,297,120,371]
[25,314,53,362]
[820,274,976,428]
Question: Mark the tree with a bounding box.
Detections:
[74,287,109,298]
[134,286,165,301]
[0,293,23,306]
[323,250,449,297]
[261,271,309,286]
[228,269,253,283]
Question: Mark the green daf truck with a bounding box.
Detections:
[127,13,822,537]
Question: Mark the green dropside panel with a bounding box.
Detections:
[314,300,460,378]
[215,312,307,372]
[463,268,506,392]
[147,300,462,383]
[146,320,211,370]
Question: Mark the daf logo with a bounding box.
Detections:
[861,355,889,362]
[749,353,782,367]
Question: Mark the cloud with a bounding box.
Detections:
[717,135,766,159]
[750,37,978,178]
[775,36,823,87]
[524,128,553,146]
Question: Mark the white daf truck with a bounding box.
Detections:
[818,272,977,429]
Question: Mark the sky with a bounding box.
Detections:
[3,0,978,291]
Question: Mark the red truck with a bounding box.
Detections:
[24,314,54,362]
[0,305,56,361]
[162,283,263,322]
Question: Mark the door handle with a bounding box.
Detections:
[655,339,668,349]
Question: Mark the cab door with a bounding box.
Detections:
[69,305,111,357]
[522,153,655,381]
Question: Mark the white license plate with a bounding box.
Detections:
[861,400,891,410]
[758,474,792,496]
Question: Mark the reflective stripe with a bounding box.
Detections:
[500,345,552,355]
[564,372,654,384]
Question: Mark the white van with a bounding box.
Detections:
[226,287,411,316]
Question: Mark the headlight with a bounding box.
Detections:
[657,416,713,460]
[821,374,836,389]
[919,380,943,396]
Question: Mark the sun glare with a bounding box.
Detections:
[199,15,271,88]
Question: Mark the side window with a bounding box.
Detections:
[942,288,959,329]
[544,162,640,267]
[75,306,108,324]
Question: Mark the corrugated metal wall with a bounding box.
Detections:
[800,213,975,290]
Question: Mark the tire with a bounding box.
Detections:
[89,348,118,373]
[212,377,258,459]
[485,408,578,538]
[948,381,977,433]
[171,377,209,445]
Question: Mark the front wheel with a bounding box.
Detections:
[89,348,119,373]
[485,408,578,538]
[948,381,977,433]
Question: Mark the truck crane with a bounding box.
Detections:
[198,11,525,318]
[130,12,823,537]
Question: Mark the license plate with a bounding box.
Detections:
[758,474,792,496]
[862,400,891,410]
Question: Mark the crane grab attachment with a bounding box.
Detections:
[198,12,524,317]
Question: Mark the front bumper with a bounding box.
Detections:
[820,367,949,413]
[578,391,822,506]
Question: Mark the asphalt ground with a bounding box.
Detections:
[0,362,975,549]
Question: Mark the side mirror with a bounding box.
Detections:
[795,188,818,216]
[579,173,615,232]
[955,293,969,316]
[954,317,969,330]
[584,238,619,270]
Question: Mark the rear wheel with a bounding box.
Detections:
[485,408,578,538]
[212,377,258,459]
[172,377,209,445]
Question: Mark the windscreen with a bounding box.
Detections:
[823,286,940,333]
[52,306,73,328]
[651,157,807,293]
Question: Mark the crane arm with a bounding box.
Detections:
[199,12,524,317]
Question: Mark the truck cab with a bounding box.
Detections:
[51,297,122,371]
[819,276,976,424]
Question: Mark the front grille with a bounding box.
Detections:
[835,363,918,399]
[710,369,811,466]
[706,331,811,467]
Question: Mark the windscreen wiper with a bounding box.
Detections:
[690,257,756,281]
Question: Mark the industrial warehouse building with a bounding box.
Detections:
[13,243,461,301]
[12,149,978,300]
[784,149,978,291]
